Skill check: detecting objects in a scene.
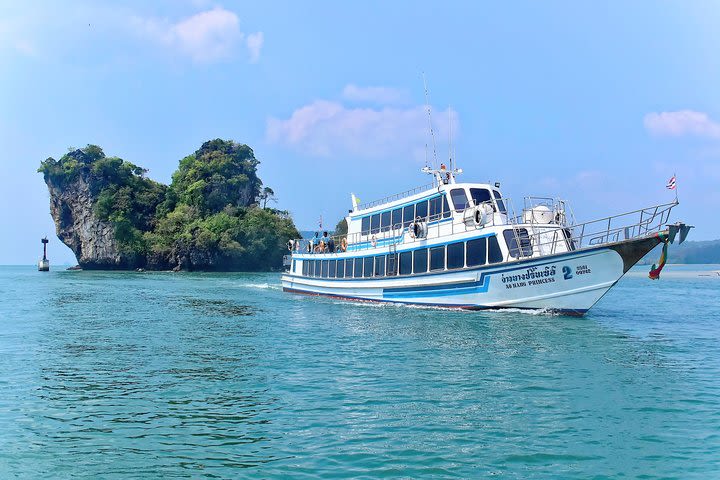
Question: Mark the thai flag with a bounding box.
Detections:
[666,175,676,190]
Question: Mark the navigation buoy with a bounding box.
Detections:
[38,237,50,272]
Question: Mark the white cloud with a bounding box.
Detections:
[342,84,409,105]
[246,32,263,63]
[644,110,720,139]
[267,98,458,159]
[132,7,260,64]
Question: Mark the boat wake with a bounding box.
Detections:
[236,282,281,290]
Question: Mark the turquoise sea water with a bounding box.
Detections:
[0,264,718,478]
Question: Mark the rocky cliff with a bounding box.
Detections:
[39,141,299,271]
[46,173,132,269]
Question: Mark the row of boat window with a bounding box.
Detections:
[361,196,451,235]
[359,188,507,236]
[299,236,505,279]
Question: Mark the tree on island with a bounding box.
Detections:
[258,187,276,209]
[39,139,299,271]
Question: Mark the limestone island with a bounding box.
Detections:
[39,139,299,271]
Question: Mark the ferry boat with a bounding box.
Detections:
[281,165,689,315]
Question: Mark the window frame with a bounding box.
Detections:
[361,216,370,234]
[415,200,428,220]
[466,237,487,267]
[391,208,402,229]
[380,211,391,232]
[399,251,413,275]
[446,241,465,269]
[370,214,381,235]
[429,246,445,271]
[374,256,385,277]
[363,257,374,277]
[488,236,503,264]
[413,248,428,274]
[450,188,469,212]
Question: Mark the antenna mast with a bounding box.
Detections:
[422,73,438,169]
[448,106,453,172]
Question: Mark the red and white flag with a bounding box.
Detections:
[666,175,676,190]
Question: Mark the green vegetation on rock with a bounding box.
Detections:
[39,140,299,271]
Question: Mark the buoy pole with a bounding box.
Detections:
[39,237,50,272]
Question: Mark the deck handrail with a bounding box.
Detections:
[355,181,438,211]
[288,199,678,260]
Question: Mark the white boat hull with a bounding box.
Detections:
[281,236,659,316]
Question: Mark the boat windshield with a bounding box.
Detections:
[450,188,469,212]
[493,190,507,214]
[470,188,494,211]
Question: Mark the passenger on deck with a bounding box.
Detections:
[309,232,319,253]
[322,232,330,252]
[328,236,335,253]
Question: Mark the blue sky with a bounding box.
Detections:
[2,1,720,265]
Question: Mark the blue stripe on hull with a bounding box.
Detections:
[282,287,587,317]
[383,276,490,299]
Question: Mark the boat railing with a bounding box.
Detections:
[521,200,678,258]
[355,181,438,211]
[288,199,678,261]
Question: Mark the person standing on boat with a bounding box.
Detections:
[321,231,330,252]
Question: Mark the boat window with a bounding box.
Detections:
[450,188,469,212]
[370,214,380,234]
[302,261,308,276]
[328,260,337,278]
[447,242,464,269]
[562,228,575,251]
[345,259,353,278]
[309,260,315,277]
[466,237,487,267]
[387,254,397,276]
[380,211,391,232]
[504,229,533,258]
[429,196,442,220]
[337,259,345,278]
[354,257,363,277]
[442,195,451,218]
[391,208,402,229]
[493,190,507,214]
[361,216,370,234]
[470,188,493,210]
[413,248,428,274]
[399,251,412,275]
[403,204,415,227]
[415,200,428,220]
[363,257,374,277]
[374,256,385,276]
[321,260,329,278]
[430,246,445,271]
[488,236,503,264]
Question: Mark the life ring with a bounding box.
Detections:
[412,217,427,239]
[341,237,348,251]
[465,205,489,227]
[371,235,377,247]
